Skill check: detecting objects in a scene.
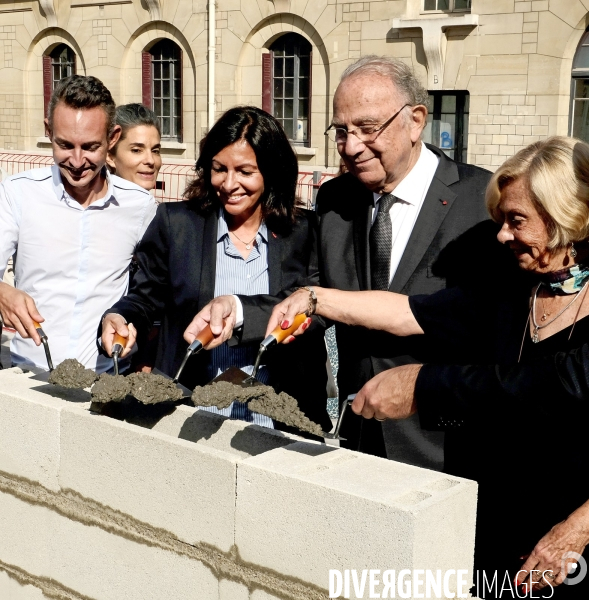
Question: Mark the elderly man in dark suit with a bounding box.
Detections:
[195,56,498,469]
[302,55,496,466]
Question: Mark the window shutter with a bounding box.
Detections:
[142,51,152,108]
[307,49,312,146]
[262,52,271,113]
[43,54,52,119]
[178,48,183,142]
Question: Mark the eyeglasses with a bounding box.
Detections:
[324,104,411,145]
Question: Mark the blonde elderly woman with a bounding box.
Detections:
[265,137,589,597]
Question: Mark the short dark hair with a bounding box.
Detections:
[183,106,299,234]
[47,75,116,134]
[110,103,161,154]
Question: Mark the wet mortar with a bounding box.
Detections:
[127,372,183,404]
[91,373,131,403]
[192,381,324,437]
[48,359,98,389]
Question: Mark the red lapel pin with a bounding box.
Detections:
[272,232,278,238]
[441,200,448,205]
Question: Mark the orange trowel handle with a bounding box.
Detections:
[195,324,215,347]
[113,332,127,348]
[269,313,307,343]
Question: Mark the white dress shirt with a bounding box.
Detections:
[372,142,439,285]
[0,166,157,372]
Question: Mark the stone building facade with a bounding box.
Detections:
[0,0,587,171]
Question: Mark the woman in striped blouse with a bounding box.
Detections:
[101,106,331,433]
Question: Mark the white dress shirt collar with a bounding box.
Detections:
[372,142,439,208]
[51,165,117,211]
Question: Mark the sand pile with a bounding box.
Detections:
[91,373,131,403]
[48,359,98,389]
[191,381,324,437]
[126,372,183,404]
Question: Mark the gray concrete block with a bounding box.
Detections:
[0,368,79,491]
[59,406,239,552]
[235,442,477,593]
[144,404,304,459]
[0,490,219,600]
[219,578,249,600]
[0,571,47,599]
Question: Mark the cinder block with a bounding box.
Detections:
[0,368,87,492]
[0,571,46,599]
[220,579,249,600]
[59,406,239,552]
[0,490,218,600]
[235,443,477,593]
[129,404,303,459]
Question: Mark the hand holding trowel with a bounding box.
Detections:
[208,313,308,387]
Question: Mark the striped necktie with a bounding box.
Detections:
[370,193,396,290]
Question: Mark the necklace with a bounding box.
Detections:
[229,230,257,250]
[530,281,588,343]
[540,296,551,322]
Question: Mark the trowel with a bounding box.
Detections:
[33,320,54,371]
[208,313,307,387]
[111,332,127,376]
[322,394,356,441]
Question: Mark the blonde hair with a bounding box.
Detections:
[486,136,589,250]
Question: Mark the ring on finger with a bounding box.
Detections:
[544,571,555,580]
[374,417,385,422]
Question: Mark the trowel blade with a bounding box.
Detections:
[29,371,51,383]
[151,367,193,397]
[207,365,265,388]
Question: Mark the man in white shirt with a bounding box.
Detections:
[0,75,156,372]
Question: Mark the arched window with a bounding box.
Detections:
[263,33,312,145]
[571,29,589,142]
[142,40,182,141]
[43,44,76,117]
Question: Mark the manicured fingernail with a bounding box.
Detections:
[306,317,312,326]
[301,322,308,331]
[287,335,296,342]
[281,320,290,329]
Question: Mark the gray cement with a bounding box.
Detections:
[91,374,131,403]
[127,372,183,404]
[192,382,324,436]
[192,381,262,409]
[48,359,98,389]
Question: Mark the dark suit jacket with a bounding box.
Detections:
[107,200,331,432]
[316,144,499,465]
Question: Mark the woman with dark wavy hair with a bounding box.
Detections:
[100,106,331,432]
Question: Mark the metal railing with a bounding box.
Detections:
[0,151,335,206]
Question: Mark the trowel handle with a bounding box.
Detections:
[32,320,48,340]
[195,324,214,347]
[269,313,307,344]
[113,332,127,350]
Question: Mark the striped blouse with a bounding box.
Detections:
[197,209,274,428]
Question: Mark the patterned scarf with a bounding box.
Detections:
[540,263,589,295]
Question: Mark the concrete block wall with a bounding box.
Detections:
[0,367,477,600]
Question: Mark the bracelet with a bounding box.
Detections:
[299,286,317,317]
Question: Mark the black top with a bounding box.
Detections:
[410,285,589,590]
[103,201,331,432]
